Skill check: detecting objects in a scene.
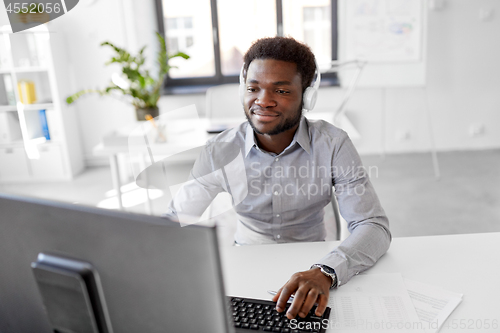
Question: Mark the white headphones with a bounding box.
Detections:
[239,59,321,112]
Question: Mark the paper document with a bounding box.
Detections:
[327,273,425,332]
[404,279,463,333]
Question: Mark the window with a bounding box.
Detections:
[156,0,338,92]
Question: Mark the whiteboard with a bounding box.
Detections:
[338,0,426,87]
[345,0,423,62]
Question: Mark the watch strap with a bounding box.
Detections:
[311,264,337,289]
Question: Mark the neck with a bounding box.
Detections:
[254,124,299,154]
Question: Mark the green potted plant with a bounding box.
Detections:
[66,32,189,121]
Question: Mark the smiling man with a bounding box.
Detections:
[166,36,391,320]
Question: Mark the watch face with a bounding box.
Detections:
[322,265,335,275]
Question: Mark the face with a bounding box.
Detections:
[243,59,303,136]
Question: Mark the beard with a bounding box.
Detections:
[244,105,303,136]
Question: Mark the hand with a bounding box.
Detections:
[272,267,331,319]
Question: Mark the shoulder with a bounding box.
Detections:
[305,118,348,143]
[203,121,248,156]
[207,121,247,144]
[191,122,248,172]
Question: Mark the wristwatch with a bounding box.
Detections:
[311,264,337,289]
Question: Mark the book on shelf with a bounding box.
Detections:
[38,109,50,140]
[17,80,37,104]
[45,109,61,141]
[3,74,16,105]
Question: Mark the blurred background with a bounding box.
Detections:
[0,0,499,243]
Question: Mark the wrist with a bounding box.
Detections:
[312,267,332,288]
[310,264,337,289]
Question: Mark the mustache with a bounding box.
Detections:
[250,107,280,115]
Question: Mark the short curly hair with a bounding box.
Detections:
[243,36,316,92]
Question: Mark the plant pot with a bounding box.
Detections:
[135,107,159,121]
[15,13,50,24]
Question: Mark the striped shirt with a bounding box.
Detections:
[167,116,391,286]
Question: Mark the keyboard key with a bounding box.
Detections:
[228,296,330,333]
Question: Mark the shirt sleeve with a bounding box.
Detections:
[314,132,391,287]
[164,143,225,224]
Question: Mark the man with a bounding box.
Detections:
[166,36,391,320]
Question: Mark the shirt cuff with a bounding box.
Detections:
[314,253,350,288]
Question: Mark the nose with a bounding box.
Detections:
[254,90,276,108]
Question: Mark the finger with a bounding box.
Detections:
[298,289,319,318]
[276,284,296,313]
[272,286,283,302]
[315,293,329,316]
[286,287,307,319]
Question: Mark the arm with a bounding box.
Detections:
[316,133,391,284]
[274,133,391,318]
[164,144,225,225]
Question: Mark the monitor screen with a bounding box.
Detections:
[0,193,232,333]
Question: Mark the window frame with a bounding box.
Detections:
[155,0,339,94]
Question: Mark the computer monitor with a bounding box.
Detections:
[0,193,233,333]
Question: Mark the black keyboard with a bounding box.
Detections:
[228,296,331,333]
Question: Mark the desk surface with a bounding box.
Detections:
[219,232,500,332]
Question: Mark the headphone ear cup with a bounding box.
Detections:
[239,65,246,105]
[302,87,318,111]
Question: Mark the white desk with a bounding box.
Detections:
[219,232,500,332]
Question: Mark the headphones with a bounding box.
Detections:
[239,59,321,112]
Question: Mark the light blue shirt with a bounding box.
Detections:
[167,116,391,286]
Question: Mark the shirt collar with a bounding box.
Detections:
[294,116,311,154]
[244,116,311,157]
[244,123,256,157]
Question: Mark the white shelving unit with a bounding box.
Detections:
[0,25,83,183]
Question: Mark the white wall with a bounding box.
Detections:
[3,0,499,166]
[323,0,500,155]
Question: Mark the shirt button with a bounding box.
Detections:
[275,157,279,162]
[274,191,279,196]
[276,235,281,239]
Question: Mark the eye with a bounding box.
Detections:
[247,87,257,92]
[276,89,290,95]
